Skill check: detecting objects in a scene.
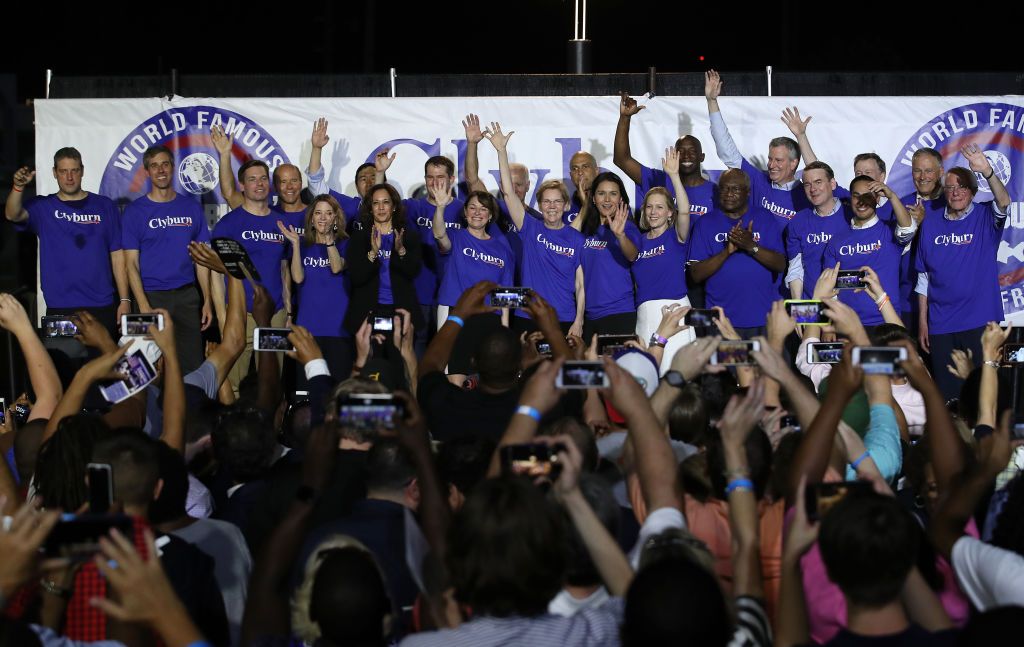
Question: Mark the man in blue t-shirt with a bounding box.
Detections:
[689,169,787,337]
[613,92,716,218]
[5,147,128,335]
[122,145,213,374]
[705,70,828,223]
[785,161,851,299]
[211,159,291,391]
[566,152,598,225]
[915,144,1011,399]
[900,148,947,342]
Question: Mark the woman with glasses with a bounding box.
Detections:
[279,194,353,382]
[914,143,1012,398]
[486,122,585,335]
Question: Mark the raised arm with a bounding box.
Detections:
[484,122,526,230]
[0,294,62,422]
[462,113,488,193]
[704,70,743,170]
[608,202,638,261]
[781,107,817,165]
[277,221,304,284]
[978,322,1011,429]
[570,265,585,339]
[149,309,185,453]
[612,92,645,185]
[963,143,1011,211]
[211,125,242,209]
[487,357,566,477]
[873,181,914,231]
[429,181,453,253]
[44,344,131,441]
[662,147,691,242]
[861,266,904,326]
[419,281,498,380]
[5,166,34,222]
[189,242,246,393]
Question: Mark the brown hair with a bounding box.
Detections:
[303,194,348,246]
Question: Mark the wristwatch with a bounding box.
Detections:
[750,245,760,255]
[662,370,686,388]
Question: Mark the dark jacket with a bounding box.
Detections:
[344,226,424,334]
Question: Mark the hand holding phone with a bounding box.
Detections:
[710,340,760,366]
[122,313,165,336]
[556,361,610,388]
[488,287,532,309]
[851,346,908,375]
[253,327,294,352]
[784,300,829,326]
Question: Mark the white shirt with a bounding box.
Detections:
[951,535,1024,610]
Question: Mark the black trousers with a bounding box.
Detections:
[929,325,985,400]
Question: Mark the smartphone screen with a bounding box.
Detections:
[254,327,294,352]
[339,393,403,431]
[488,287,531,308]
[99,346,159,404]
[710,340,760,366]
[835,270,867,290]
[535,340,552,356]
[852,346,907,375]
[597,334,638,356]
[87,463,113,514]
[122,313,164,336]
[556,361,609,389]
[0,398,5,426]
[1004,343,1024,364]
[807,342,844,364]
[500,442,566,479]
[42,315,79,338]
[785,300,829,325]
[684,309,717,327]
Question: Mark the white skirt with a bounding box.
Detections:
[636,297,695,375]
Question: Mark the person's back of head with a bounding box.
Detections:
[363,438,417,503]
[211,405,276,484]
[539,417,598,472]
[34,414,110,510]
[293,535,391,647]
[697,372,738,423]
[622,554,731,647]
[149,441,190,524]
[565,474,620,588]
[91,430,162,511]
[473,327,521,389]
[819,489,918,608]
[437,434,496,505]
[668,384,709,446]
[447,475,567,617]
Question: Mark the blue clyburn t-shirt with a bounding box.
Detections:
[211,207,289,311]
[296,240,350,337]
[403,198,464,305]
[122,194,210,291]
[582,220,642,319]
[742,159,810,223]
[823,218,904,326]
[437,229,514,306]
[516,216,584,322]
[898,192,946,315]
[637,164,716,220]
[632,227,688,305]
[784,204,850,298]
[376,232,395,305]
[325,189,364,235]
[273,206,307,238]
[915,201,1005,335]
[689,206,784,328]
[21,192,121,308]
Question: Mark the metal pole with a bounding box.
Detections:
[389,68,397,98]
[171,68,178,97]
[567,0,591,73]
[45,69,52,99]
[647,67,657,99]
[766,65,773,97]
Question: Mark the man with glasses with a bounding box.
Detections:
[914,143,1011,398]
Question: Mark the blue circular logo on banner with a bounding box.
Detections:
[889,102,1024,320]
[99,106,290,214]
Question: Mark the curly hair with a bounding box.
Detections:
[33,414,110,510]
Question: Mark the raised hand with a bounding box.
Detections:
[813,262,840,300]
[80,343,132,383]
[781,106,812,137]
[287,325,324,365]
[662,146,680,176]
[188,241,228,274]
[12,166,35,190]
[961,143,992,176]
[251,284,274,328]
[451,280,500,320]
[462,113,484,143]
[524,291,560,330]
[370,226,382,258]
[704,70,722,101]
[393,228,406,256]
[0,293,32,334]
[482,122,514,152]
[374,147,395,173]
[751,336,794,382]
[718,378,766,447]
[712,305,741,341]
[889,339,931,391]
[354,318,373,366]
[146,308,176,354]
[669,334,721,381]
[981,321,1012,361]
[311,117,330,149]
[946,349,974,381]
[518,355,566,415]
[0,502,61,597]
[427,177,450,205]
[906,196,925,224]
[608,201,629,236]
[74,310,116,352]
[619,91,645,117]
[655,303,689,340]
[822,298,868,344]
[210,125,232,156]
[765,300,796,348]
[867,180,895,200]
[860,265,885,301]
[276,220,301,245]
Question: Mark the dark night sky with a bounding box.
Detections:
[6,1,1024,101]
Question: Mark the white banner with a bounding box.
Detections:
[34,95,1024,323]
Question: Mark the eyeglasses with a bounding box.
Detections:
[943,185,969,194]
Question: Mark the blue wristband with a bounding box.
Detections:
[725,478,754,494]
[851,450,871,471]
[447,315,465,328]
[516,405,542,422]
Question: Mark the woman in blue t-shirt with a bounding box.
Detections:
[485,123,585,336]
[280,194,353,380]
[430,186,514,378]
[572,171,642,339]
[632,149,695,369]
